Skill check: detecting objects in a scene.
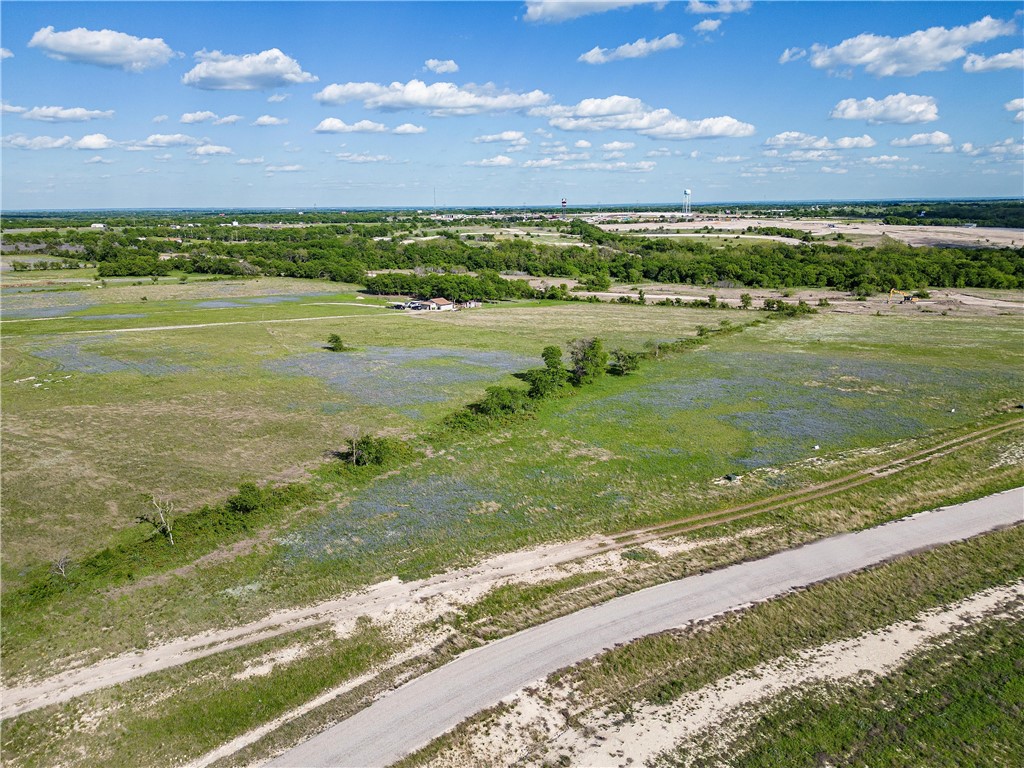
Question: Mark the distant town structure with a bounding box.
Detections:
[683,189,692,217]
[561,198,567,219]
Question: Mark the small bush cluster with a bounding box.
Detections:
[332,435,410,467]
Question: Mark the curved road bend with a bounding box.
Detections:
[271,487,1023,768]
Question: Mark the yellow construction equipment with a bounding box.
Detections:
[888,289,918,304]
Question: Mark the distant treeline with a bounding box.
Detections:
[759,200,1024,229]
[2,215,1021,294]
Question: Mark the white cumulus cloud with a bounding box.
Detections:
[687,0,751,14]
[765,131,875,149]
[641,115,756,139]
[779,47,807,64]
[252,115,288,126]
[236,157,265,165]
[393,123,426,134]
[1,48,13,59]
[84,155,113,164]
[532,94,755,139]
[523,157,564,168]
[28,26,177,71]
[267,93,290,103]
[601,140,635,150]
[214,114,243,125]
[191,144,233,156]
[136,133,202,148]
[579,33,683,65]
[764,148,841,162]
[1005,98,1024,123]
[575,139,592,148]
[889,131,952,147]
[74,133,116,150]
[694,19,721,34]
[862,154,907,165]
[2,133,73,150]
[265,164,305,172]
[809,15,1017,76]
[563,160,656,172]
[335,152,392,163]
[180,111,218,124]
[314,118,389,133]
[183,48,318,90]
[314,79,551,115]
[830,93,938,124]
[465,154,515,167]
[524,1,663,23]
[19,106,113,122]
[425,58,459,74]
[474,130,527,143]
[963,48,1024,72]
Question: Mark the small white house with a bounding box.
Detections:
[425,297,455,311]
[90,223,106,229]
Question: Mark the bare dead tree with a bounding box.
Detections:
[342,426,365,466]
[50,553,72,580]
[137,496,175,546]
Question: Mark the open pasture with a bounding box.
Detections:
[281,311,1021,574]
[1,279,751,573]
[3,274,1021,579]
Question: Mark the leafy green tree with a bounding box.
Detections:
[521,345,570,398]
[568,337,608,386]
[608,348,642,376]
[326,334,347,352]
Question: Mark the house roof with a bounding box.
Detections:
[428,297,453,305]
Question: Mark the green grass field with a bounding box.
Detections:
[1,270,1021,679]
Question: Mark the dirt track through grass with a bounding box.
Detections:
[609,417,1023,549]
[63,308,402,335]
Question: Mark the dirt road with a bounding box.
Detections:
[269,487,1023,768]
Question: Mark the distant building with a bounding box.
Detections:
[425,297,455,311]
[90,223,106,229]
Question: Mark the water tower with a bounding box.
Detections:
[561,197,567,219]
[683,188,692,217]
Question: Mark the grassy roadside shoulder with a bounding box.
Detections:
[0,622,393,768]
[395,524,1024,768]
[666,612,1023,768]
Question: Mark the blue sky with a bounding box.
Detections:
[1,1,1022,209]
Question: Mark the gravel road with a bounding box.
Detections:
[270,487,1023,767]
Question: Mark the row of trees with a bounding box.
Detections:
[6,213,1022,292]
[363,270,535,301]
[447,339,616,428]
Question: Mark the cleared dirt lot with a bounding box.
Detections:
[601,215,1024,249]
